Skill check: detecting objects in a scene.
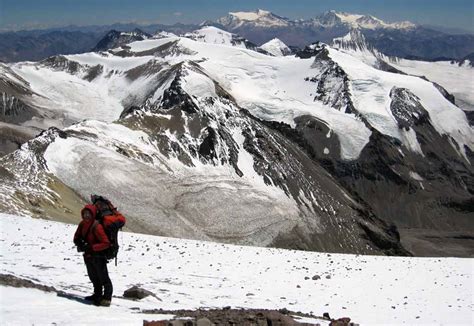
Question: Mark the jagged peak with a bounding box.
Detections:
[330,29,404,73]
[332,29,372,52]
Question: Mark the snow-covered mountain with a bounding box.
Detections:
[91,28,152,52]
[0,48,404,255]
[331,29,474,112]
[1,213,473,324]
[331,29,404,73]
[259,38,292,56]
[0,27,473,257]
[215,9,290,29]
[209,9,474,60]
[214,9,416,31]
[391,58,474,112]
[310,11,416,30]
[182,26,259,51]
[0,63,47,155]
[2,10,472,62]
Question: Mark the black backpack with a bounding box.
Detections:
[91,195,126,264]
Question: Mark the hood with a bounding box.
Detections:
[81,204,98,219]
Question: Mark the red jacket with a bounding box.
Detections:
[73,205,110,253]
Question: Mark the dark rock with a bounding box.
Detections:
[161,69,199,114]
[432,82,455,104]
[330,317,351,326]
[0,93,38,124]
[143,307,323,325]
[464,110,474,126]
[278,308,289,315]
[375,59,406,74]
[83,64,104,82]
[123,285,155,300]
[92,28,151,52]
[0,274,56,292]
[40,55,82,74]
[389,87,430,130]
[295,42,326,59]
[198,127,217,160]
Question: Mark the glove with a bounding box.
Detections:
[85,244,93,254]
[76,239,87,252]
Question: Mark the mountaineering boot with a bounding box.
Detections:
[84,294,99,301]
[98,299,111,307]
[92,297,103,306]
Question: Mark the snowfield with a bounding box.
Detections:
[391,59,474,111]
[8,30,473,161]
[327,47,473,159]
[1,213,473,325]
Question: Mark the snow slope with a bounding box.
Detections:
[391,59,474,110]
[183,26,249,48]
[328,46,473,158]
[10,53,155,129]
[0,213,472,325]
[331,30,474,112]
[41,120,303,247]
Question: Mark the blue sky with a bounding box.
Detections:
[1,0,473,32]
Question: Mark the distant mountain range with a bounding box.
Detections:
[206,10,474,60]
[0,23,197,62]
[0,9,473,62]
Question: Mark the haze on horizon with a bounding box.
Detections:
[1,0,473,33]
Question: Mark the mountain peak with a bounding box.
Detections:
[183,26,258,50]
[215,9,415,32]
[92,28,151,52]
[228,9,274,21]
[259,38,292,56]
[332,29,373,52]
[217,9,289,28]
[315,10,416,30]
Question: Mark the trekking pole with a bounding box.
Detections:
[115,228,122,267]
